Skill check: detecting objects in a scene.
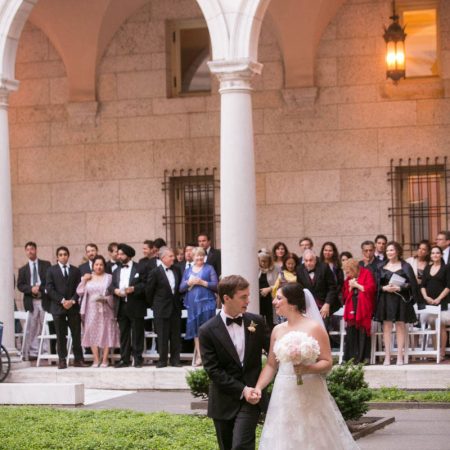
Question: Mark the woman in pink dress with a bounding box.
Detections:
[77,255,119,367]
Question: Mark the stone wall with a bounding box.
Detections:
[9,0,450,276]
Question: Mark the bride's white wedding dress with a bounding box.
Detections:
[259,361,358,449]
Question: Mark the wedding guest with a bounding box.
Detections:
[111,243,147,368]
[340,251,353,265]
[272,241,289,271]
[296,250,339,319]
[420,246,450,361]
[198,232,221,277]
[77,255,119,367]
[176,244,194,277]
[146,246,182,368]
[272,252,299,297]
[46,246,89,369]
[406,240,431,284]
[374,234,388,262]
[319,241,344,300]
[374,241,420,365]
[106,242,119,274]
[342,259,376,364]
[359,240,380,275]
[435,231,450,265]
[258,249,279,329]
[138,239,158,281]
[17,242,51,360]
[180,247,218,366]
[298,237,313,264]
[79,243,98,276]
[175,247,185,263]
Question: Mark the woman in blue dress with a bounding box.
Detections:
[180,247,218,366]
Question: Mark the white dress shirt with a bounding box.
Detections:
[161,263,175,294]
[119,261,133,301]
[220,309,245,365]
[58,262,69,276]
[443,247,449,265]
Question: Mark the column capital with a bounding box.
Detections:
[0,77,19,110]
[208,59,263,93]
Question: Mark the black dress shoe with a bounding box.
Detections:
[134,359,143,368]
[155,362,167,368]
[58,360,67,370]
[114,360,130,368]
[171,363,183,368]
[73,360,92,368]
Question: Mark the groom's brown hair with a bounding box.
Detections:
[218,275,249,304]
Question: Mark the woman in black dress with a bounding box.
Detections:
[420,246,450,361]
[258,250,279,329]
[374,241,420,365]
[320,241,344,303]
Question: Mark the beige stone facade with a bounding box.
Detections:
[9,0,450,275]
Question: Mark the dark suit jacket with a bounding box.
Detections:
[79,261,93,277]
[105,260,120,274]
[45,264,81,316]
[145,265,182,319]
[110,262,147,318]
[296,261,339,313]
[206,248,221,278]
[137,257,158,282]
[199,312,268,420]
[17,259,51,312]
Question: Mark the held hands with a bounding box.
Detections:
[125,286,134,295]
[320,303,330,318]
[31,285,40,295]
[62,299,74,310]
[114,288,126,298]
[244,386,261,405]
[348,278,358,289]
[260,287,272,297]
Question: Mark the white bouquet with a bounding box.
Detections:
[274,331,320,385]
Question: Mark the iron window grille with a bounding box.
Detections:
[163,168,220,248]
[388,157,449,253]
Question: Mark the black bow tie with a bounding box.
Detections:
[308,270,315,274]
[122,264,129,268]
[165,267,172,272]
[226,316,243,326]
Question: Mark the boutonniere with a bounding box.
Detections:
[248,321,257,333]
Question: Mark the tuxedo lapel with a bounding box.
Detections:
[212,316,241,367]
[129,262,137,284]
[25,264,31,284]
[243,315,251,367]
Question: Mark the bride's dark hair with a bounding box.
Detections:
[281,283,306,313]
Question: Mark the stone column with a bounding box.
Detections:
[209,60,262,313]
[0,87,16,351]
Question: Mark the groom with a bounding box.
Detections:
[199,275,268,450]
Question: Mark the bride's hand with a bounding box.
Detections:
[294,363,312,375]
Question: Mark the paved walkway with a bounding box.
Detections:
[80,391,450,449]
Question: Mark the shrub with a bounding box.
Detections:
[186,368,209,399]
[326,360,372,421]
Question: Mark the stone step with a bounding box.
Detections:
[0,383,84,405]
[6,364,450,390]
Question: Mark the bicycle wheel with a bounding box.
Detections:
[0,345,11,382]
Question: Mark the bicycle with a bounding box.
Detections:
[0,321,11,382]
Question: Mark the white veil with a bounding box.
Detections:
[303,288,326,330]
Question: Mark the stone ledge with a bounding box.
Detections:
[0,383,84,405]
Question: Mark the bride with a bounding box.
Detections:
[253,283,358,449]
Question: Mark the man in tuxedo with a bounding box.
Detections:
[297,236,313,265]
[358,240,381,275]
[17,241,51,360]
[199,275,268,450]
[79,243,98,276]
[106,242,119,274]
[146,246,182,368]
[111,243,147,368]
[138,238,167,281]
[374,234,387,262]
[436,231,450,265]
[45,246,89,369]
[198,232,221,277]
[296,250,339,319]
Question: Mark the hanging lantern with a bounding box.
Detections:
[383,1,407,82]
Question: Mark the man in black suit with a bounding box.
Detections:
[175,244,194,277]
[374,234,388,262]
[138,238,167,281]
[146,246,182,368]
[296,249,339,319]
[105,242,119,274]
[198,232,221,277]
[17,241,51,360]
[79,243,98,276]
[297,236,313,265]
[45,246,89,369]
[110,243,147,368]
[199,275,268,450]
[359,240,381,276]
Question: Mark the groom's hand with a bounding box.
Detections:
[243,387,260,405]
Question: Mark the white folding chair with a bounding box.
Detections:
[143,308,158,360]
[14,310,30,359]
[37,312,72,366]
[370,321,406,364]
[405,305,441,364]
[329,307,346,364]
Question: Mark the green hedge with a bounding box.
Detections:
[371,387,450,403]
[0,408,245,449]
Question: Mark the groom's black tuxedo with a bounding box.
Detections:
[199,312,268,450]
